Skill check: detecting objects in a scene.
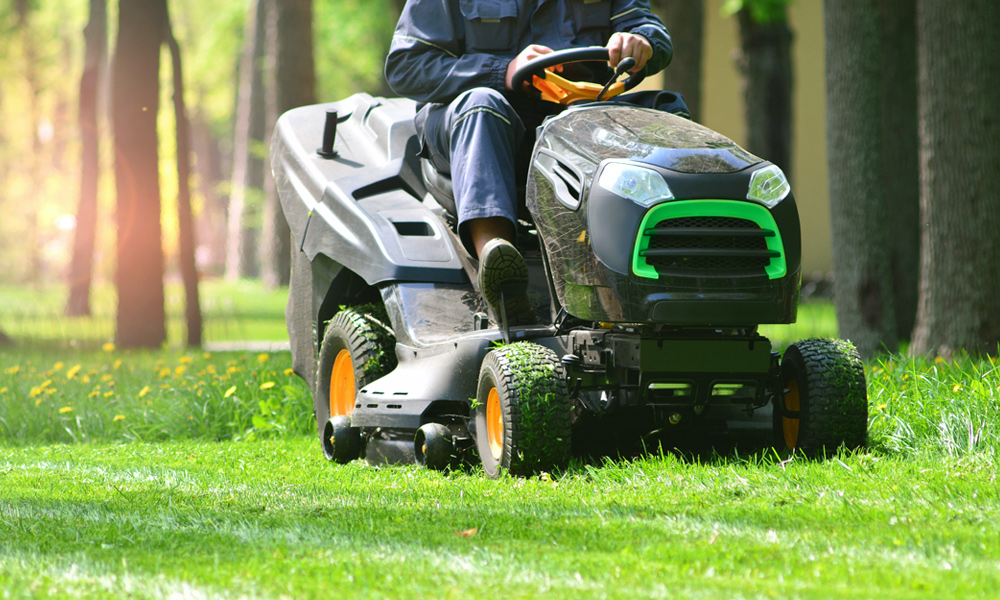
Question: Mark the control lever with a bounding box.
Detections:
[596,57,636,102]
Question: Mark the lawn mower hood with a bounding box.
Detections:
[527,104,801,326]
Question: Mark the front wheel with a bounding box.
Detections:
[774,338,868,454]
[314,307,396,460]
[474,343,572,478]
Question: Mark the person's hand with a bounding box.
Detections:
[607,32,652,73]
[505,44,559,91]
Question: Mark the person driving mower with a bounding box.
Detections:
[385,0,677,327]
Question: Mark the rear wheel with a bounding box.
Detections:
[774,338,867,454]
[315,307,396,461]
[474,342,572,478]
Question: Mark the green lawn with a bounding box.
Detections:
[0,279,290,348]
[2,292,999,598]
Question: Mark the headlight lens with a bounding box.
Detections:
[747,164,790,207]
[597,162,674,207]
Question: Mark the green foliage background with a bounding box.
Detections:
[0,0,397,286]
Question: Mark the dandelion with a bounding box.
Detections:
[0,387,7,394]
[284,368,295,376]
[67,364,82,379]
[103,342,116,353]
[158,368,171,379]
[203,353,212,360]
[113,415,126,422]
[206,365,217,375]
[175,365,187,376]
[952,384,963,393]
[257,353,270,364]
[59,407,74,414]
[138,385,150,398]
[224,386,237,398]
[4,365,20,375]
[180,356,193,364]
[260,381,276,390]
[53,362,65,371]
[113,359,122,370]
[876,403,887,412]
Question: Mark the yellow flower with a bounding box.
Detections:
[113,359,122,370]
[175,365,187,375]
[4,365,20,375]
[952,384,963,393]
[113,415,126,422]
[59,406,73,414]
[179,356,193,364]
[284,368,295,376]
[138,385,150,398]
[260,381,276,390]
[103,342,116,352]
[203,353,212,360]
[206,365,217,374]
[158,368,171,378]
[53,362,65,371]
[66,364,82,379]
[257,353,270,364]
[104,391,114,398]
[876,403,887,411]
[224,386,237,398]
[0,387,7,394]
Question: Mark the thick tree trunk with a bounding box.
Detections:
[263,0,316,288]
[824,0,898,357]
[225,0,269,281]
[165,6,202,348]
[67,0,107,317]
[736,8,793,179]
[112,0,167,348]
[879,2,920,341]
[911,0,1000,357]
[649,0,703,119]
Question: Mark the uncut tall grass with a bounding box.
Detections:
[0,348,312,446]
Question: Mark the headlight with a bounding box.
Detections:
[597,161,674,207]
[747,164,790,207]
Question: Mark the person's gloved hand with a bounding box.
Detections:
[606,32,652,73]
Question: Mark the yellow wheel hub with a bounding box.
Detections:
[330,349,355,417]
[486,387,503,461]
[782,380,801,449]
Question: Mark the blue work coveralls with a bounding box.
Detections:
[385,0,673,249]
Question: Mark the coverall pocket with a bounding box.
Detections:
[572,0,611,36]
[459,0,518,52]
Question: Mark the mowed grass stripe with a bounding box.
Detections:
[2,441,998,598]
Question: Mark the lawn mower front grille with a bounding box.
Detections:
[641,216,778,277]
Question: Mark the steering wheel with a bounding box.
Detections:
[509,46,646,105]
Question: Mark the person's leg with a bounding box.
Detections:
[419,88,533,325]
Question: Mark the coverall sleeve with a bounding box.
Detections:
[612,0,673,76]
[385,0,512,104]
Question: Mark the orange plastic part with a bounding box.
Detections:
[330,349,356,417]
[782,379,801,448]
[486,386,504,461]
[532,71,625,105]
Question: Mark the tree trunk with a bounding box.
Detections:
[16,0,43,286]
[263,0,316,288]
[112,0,167,348]
[911,0,1000,357]
[879,2,920,341]
[164,4,202,348]
[824,0,898,358]
[67,0,107,317]
[225,0,269,281]
[191,107,228,276]
[736,8,793,179]
[649,0,703,119]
